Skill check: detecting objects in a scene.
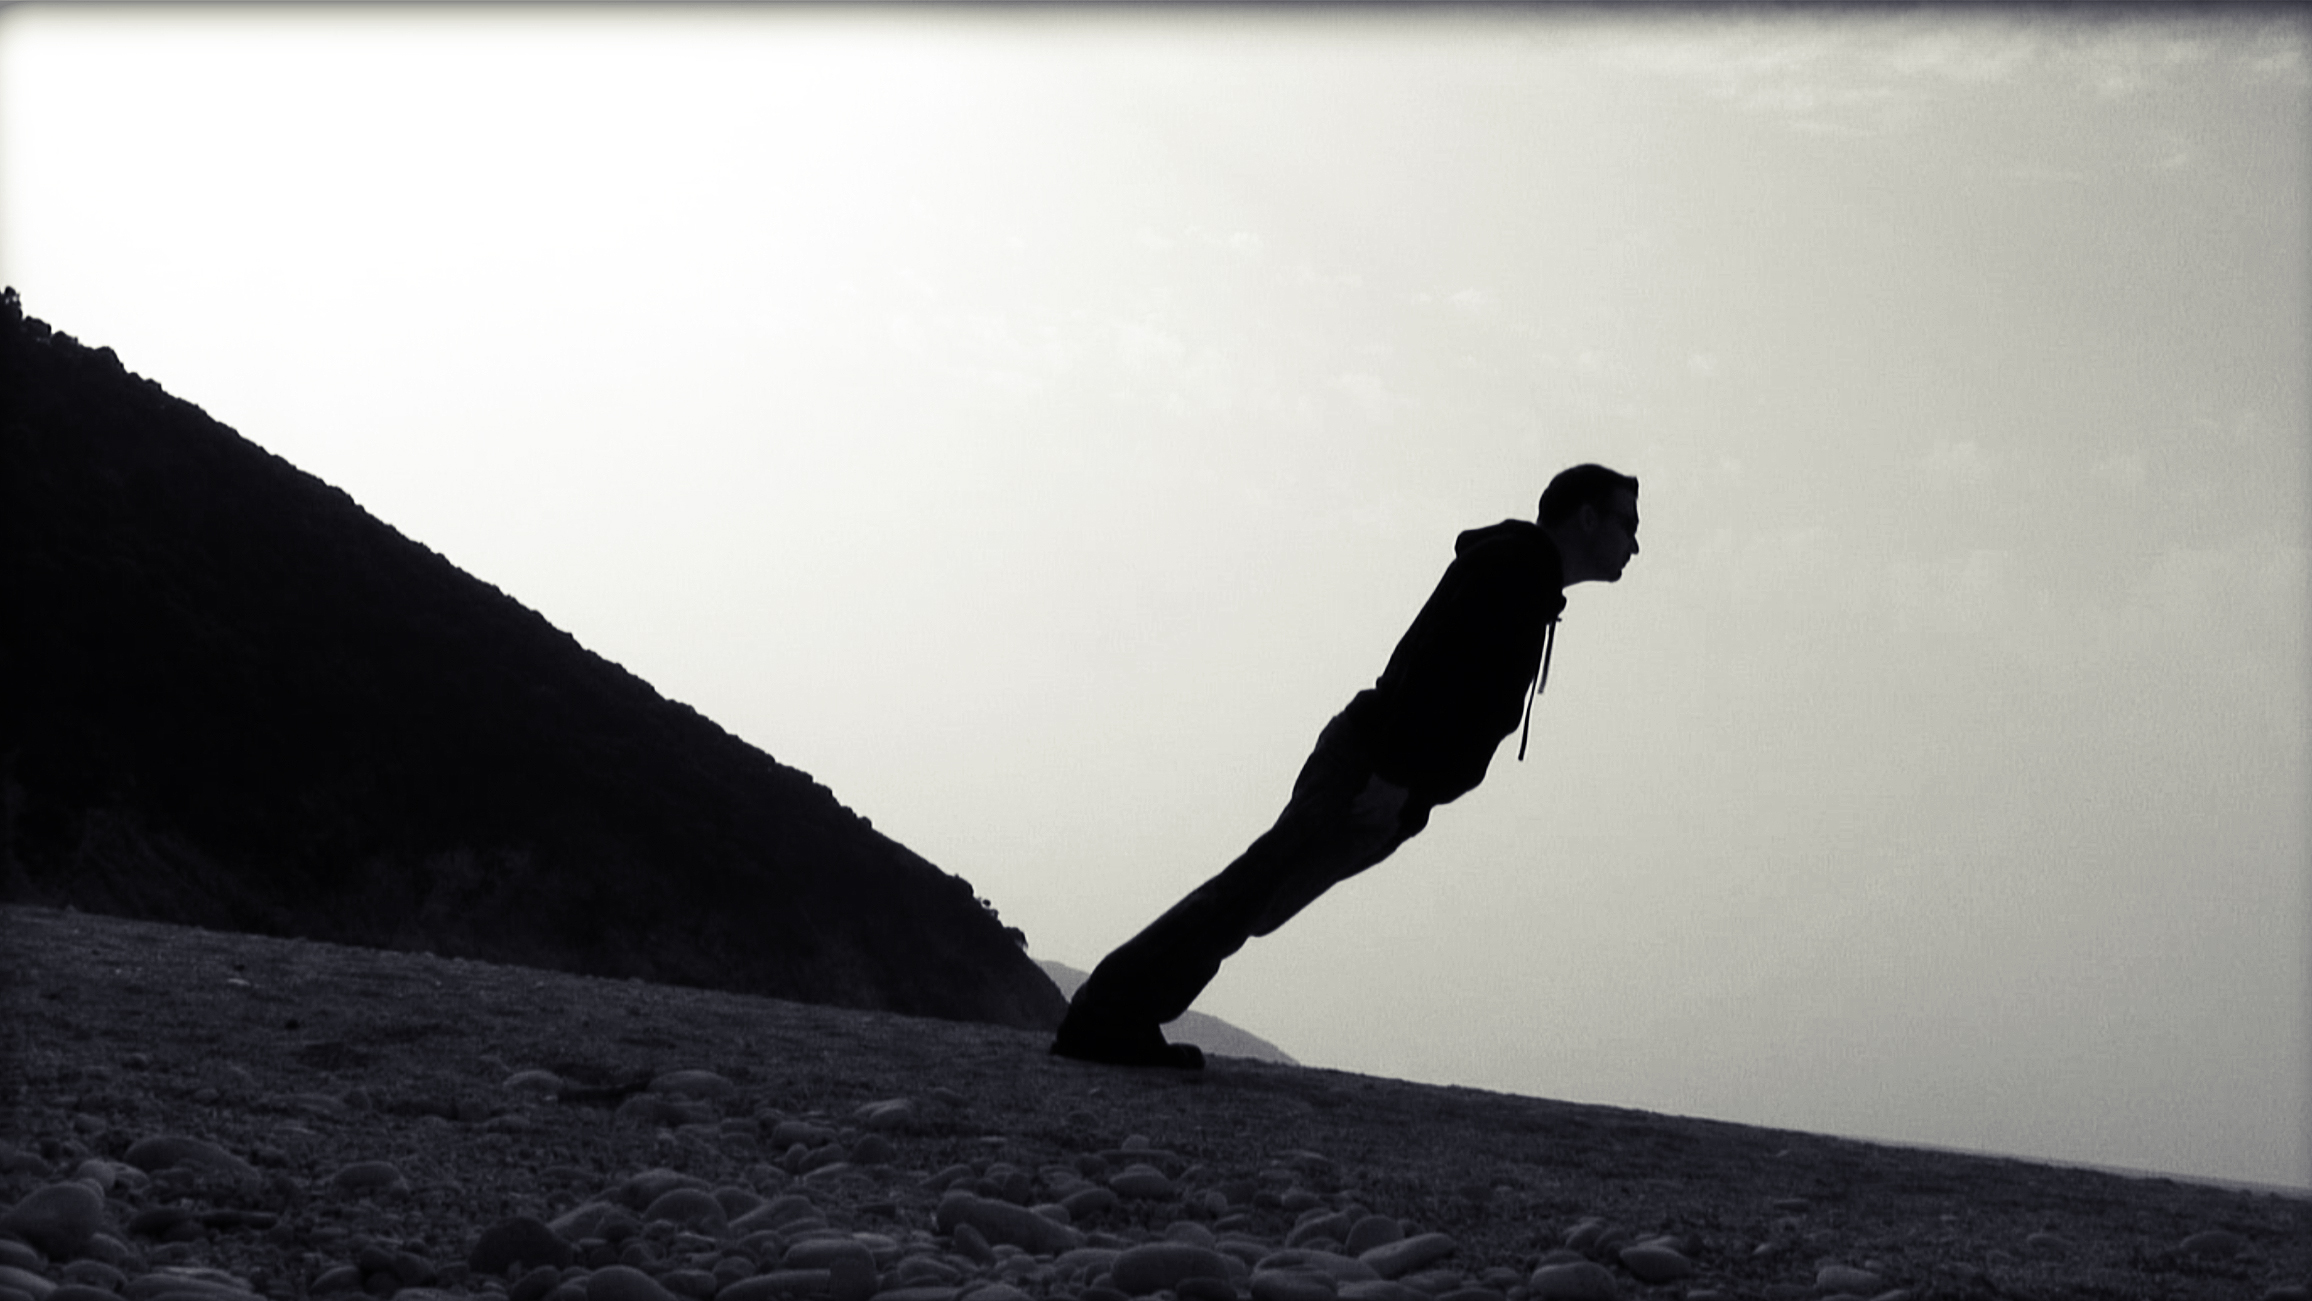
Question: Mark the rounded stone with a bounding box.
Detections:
[0,1182,110,1259]
[781,1238,877,1301]
[1164,1222,1217,1249]
[934,1193,1082,1257]
[1527,1262,1617,1301]
[1815,1265,1882,1294]
[1615,1244,1692,1285]
[1260,1252,1375,1285]
[622,1171,713,1209]
[504,1072,566,1097]
[854,1100,918,1132]
[769,1122,838,1150]
[329,1162,409,1196]
[640,1189,726,1235]
[1109,1243,1235,1296]
[1108,1165,1175,1201]
[1061,1187,1119,1219]
[2179,1230,2245,1260]
[122,1137,257,1182]
[1251,1271,1338,1301]
[1336,1284,1427,1301]
[720,1272,832,1301]
[587,1268,675,1301]
[469,1217,574,1276]
[1357,1235,1456,1282]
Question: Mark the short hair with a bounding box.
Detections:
[1538,464,1639,528]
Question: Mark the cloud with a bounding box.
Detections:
[2243,32,2310,88]
[1587,14,2301,134]
[1923,438,1995,484]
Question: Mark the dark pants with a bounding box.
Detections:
[1062,711,1435,1030]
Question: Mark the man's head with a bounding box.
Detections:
[1538,463,1640,585]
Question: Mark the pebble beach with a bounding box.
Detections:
[4,905,2305,1301]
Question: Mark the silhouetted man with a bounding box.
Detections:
[1052,464,1641,1068]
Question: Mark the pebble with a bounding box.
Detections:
[1815,1265,1882,1294]
[1526,1262,1616,1301]
[1615,1243,1692,1284]
[328,1161,409,1196]
[5,1023,2298,1301]
[1251,1270,1338,1301]
[725,1274,835,1301]
[769,1122,838,1150]
[1357,1234,1455,1281]
[119,1137,256,1182]
[1107,1166,1175,1201]
[639,1190,726,1235]
[1061,1187,1119,1219]
[935,1193,1083,1257]
[0,1182,111,1259]
[586,1266,676,1301]
[1109,1243,1236,1295]
[781,1240,878,1301]
[2179,1229,2245,1259]
[854,1100,919,1132]
[469,1216,575,1276]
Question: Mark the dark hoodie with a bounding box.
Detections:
[1339,519,1566,805]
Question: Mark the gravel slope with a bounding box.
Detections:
[2,905,2305,1301]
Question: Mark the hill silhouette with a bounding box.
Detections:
[0,288,1065,1031]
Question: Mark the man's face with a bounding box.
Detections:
[1583,489,1641,580]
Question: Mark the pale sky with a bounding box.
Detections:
[4,6,2305,1190]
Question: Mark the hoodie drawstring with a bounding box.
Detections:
[1517,618,1558,763]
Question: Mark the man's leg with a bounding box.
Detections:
[1052,715,1430,1067]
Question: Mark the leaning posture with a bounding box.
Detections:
[1053,463,1642,1067]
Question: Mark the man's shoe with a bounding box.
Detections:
[1049,1018,1205,1070]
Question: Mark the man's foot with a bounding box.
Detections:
[1049,1016,1205,1070]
